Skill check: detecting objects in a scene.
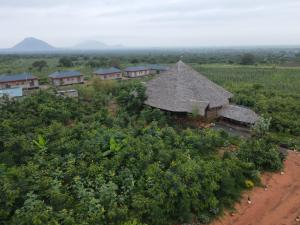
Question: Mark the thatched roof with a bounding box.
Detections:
[145,61,233,116]
[218,104,259,124]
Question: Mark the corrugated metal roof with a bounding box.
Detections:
[0,87,23,97]
[0,73,37,83]
[124,66,149,72]
[49,70,82,78]
[94,67,121,75]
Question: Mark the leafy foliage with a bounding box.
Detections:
[58,57,73,67]
[0,53,291,224]
[0,81,284,225]
[237,139,282,171]
[116,82,147,115]
[32,60,48,72]
[251,116,272,138]
[240,53,255,65]
[196,64,300,148]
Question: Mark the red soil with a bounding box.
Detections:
[211,150,300,225]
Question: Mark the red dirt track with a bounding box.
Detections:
[211,150,300,225]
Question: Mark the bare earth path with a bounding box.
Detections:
[211,150,300,225]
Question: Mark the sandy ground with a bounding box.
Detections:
[211,150,300,225]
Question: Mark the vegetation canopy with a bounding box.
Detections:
[0,76,283,224]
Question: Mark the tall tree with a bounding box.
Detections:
[240,53,255,65]
[32,60,48,71]
[58,57,73,67]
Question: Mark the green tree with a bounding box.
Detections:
[237,139,283,171]
[58,57,73,67]
[109,58,121,68]
[240,53,255,65]
[0,85,284,225]
[86,60,101,68]
[251,116,272,138]
[130,58,139,64]
[117,83,147,115]
[32,60,48,72]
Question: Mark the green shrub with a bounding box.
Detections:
[237,139,283,171]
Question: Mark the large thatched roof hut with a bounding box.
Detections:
[145,61,259,125]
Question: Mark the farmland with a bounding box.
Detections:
[196,64,300,96]
[195,64,300,147]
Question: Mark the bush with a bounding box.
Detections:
[117,83,147,115]
[140,107,168,125]
[58,57,73,67]
[0,84,280,225]
[32,60,48,71]
[251,116,272,138]
[237,139,283,171]
[240,53,255,65]
[92,77,118,94]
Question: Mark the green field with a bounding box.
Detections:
[193,64,300,148]
[195,64,300,96]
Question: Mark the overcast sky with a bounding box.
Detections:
[0,0,299,48]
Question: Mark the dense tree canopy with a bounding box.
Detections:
[0,81,283,225]
[58,57,74,67]
[240,53,255,65]
[32,60,48,72]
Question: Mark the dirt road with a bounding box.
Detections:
[211,150,300,225]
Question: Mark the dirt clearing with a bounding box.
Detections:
[211,150,300,225]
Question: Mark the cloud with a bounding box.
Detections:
[0,0,299,47]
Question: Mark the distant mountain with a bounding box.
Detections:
[0,37,125,53]
[11,37,56,52]
[72,40,108,50]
